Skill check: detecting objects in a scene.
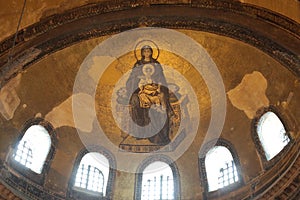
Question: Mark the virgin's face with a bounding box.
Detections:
[142,49,152,59]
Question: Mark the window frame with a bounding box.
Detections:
[198,139,244,199]
[6,118,57,185]
[68,146,116,200]
[134,155,181,200]
[251,106,293,169]
[75,162,105,194]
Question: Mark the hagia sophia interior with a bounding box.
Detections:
[0,0,299,199]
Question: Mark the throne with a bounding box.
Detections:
[116,94,188,153]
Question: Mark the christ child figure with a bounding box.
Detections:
[138,64,164,110]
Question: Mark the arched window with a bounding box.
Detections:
[256,111,290,161]
[205,146,239,192]
[68,147,116,200]
[7,118,56,184]
[74,152,109,196]
[14,125,51,174]
[199,139,243,198]
[135,155,180,200]
[141,161,174,200]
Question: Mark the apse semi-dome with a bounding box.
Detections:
[0,1,299,200]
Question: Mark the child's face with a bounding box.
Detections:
[144,67,153,76]
[142,64,154,77]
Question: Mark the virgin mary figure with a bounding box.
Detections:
[126,45,173,145]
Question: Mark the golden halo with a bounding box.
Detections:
[134,40,160,61]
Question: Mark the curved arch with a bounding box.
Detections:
[6,118,57,184]
[67,145,116,200]
[135,155,180,200]
[251,106,293,169]
[14,125,50,174]
[198,138,243,198]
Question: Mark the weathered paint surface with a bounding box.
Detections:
[227,71,269,119]
[0,74,21,120]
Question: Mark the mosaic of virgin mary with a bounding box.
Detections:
[125,45,174,145]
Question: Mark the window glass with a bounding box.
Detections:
[257,112,290,160]
[141,161,174,200]
[14,125,51,174]
[74,152,109,196]
[205,146,239,192]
